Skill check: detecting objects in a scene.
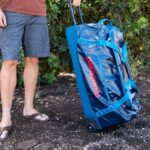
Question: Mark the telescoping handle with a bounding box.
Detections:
[66,0,84,25]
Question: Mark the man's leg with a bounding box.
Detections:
[0,60,18,128]
[23,57,39,114]
[23,15,50,121]
[23,57,49,121]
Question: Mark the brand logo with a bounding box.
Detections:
[85,56,100,98]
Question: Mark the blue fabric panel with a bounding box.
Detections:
[66,18,141,130]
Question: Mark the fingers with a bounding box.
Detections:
[0,11,7,28]
[2,14,7,27]
[0,16,4,27]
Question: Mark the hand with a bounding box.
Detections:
[72,0,81,7]
[0,8,7,27]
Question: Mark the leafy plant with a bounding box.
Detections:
[0,0,149,86]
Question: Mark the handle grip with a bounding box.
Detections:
[98,19,112,26]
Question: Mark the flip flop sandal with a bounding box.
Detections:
[0,126,12,141]
[23,113,49,122]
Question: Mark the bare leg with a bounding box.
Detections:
[0,60,18,128]
[23,57,49,121]
[23,57,39,114]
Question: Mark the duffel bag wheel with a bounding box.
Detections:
[87,123,96,132]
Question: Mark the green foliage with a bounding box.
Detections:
[39,55,61,85]
[17,50,25,87]
[46,0,149,77]
[0,0,149,86]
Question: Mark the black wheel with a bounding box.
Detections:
[87,123,96,132]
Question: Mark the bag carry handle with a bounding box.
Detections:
[98,19,112,26]
[66,0,84,25]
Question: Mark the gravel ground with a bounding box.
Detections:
[0,72,149,150]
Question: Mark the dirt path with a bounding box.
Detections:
[0,72,149,150]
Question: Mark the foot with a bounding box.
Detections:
[0,124,12,141]
[23,108,49,122]
[0,115,12,141]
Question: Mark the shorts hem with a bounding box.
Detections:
[25,53,51,58]
[1,57,20,63]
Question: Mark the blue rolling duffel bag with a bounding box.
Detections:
[66,0,141,131]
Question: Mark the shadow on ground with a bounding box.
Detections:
[0,72,150,150]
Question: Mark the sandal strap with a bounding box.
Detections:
[25,113,42,119]
[0,126,12,134]
[24,112,49,122]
